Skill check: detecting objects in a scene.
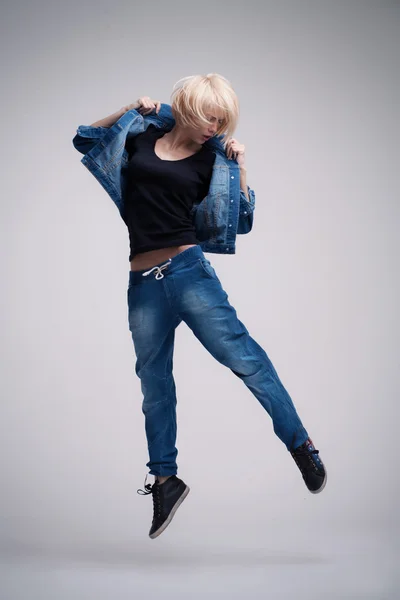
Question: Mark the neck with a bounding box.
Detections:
[163,125,202,152]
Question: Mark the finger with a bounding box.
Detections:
[140,103,155,115]
[145,102,157,114]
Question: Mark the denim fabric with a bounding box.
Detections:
[72,104,256,254]
[127,245,309,476]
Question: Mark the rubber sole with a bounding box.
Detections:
[309,466,328,494]
[149,484,190,539]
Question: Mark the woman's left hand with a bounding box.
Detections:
[226,137,246,167]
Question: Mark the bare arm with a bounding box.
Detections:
[89,107,126,128]
[89,97,161,128]
[239,166,249,200]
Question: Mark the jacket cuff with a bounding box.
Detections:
[239,186,256,215]
[75,125,110,137]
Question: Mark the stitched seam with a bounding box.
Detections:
[103,140,125,172]
[199,258,215,280]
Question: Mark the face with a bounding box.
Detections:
[189,108,225,144]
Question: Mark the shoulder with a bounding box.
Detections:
[142,123,162,136]
[131,122,162,144]
[201,146,217,166]
[195,147,216,179]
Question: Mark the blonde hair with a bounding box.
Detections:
[170,73,239,148]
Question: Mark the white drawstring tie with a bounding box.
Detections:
[142,258,172,280]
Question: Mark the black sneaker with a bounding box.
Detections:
[137,475,190,539]
[290,437,327,494]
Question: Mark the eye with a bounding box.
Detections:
[207,115,224,125]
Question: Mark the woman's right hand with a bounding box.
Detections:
[121,97,161,115]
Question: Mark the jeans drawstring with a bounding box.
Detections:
[142,258,172,280]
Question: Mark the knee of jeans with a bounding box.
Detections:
[140,371,176,404]
[136,360,173,381]
[142,393,176,415]
[230,356,267,379]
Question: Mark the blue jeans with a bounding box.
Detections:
[127,245,309,476]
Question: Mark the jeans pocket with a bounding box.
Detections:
[198,257,218,280]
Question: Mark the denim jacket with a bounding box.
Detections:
[72,103,256,254]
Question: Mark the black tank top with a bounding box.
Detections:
[123,124,216,260]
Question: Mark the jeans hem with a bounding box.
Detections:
[148,469,178,477]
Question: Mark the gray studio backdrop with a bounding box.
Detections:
[1,0,399,598]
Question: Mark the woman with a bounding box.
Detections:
[73,73,327,540]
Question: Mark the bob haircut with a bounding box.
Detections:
[170,73,239,149]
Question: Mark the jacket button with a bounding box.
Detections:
[244,211,247,214]
[231,175,234,179]
[229,224,232,227]
[230,199,233,203]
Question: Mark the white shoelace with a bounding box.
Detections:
[142,258,172,280]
